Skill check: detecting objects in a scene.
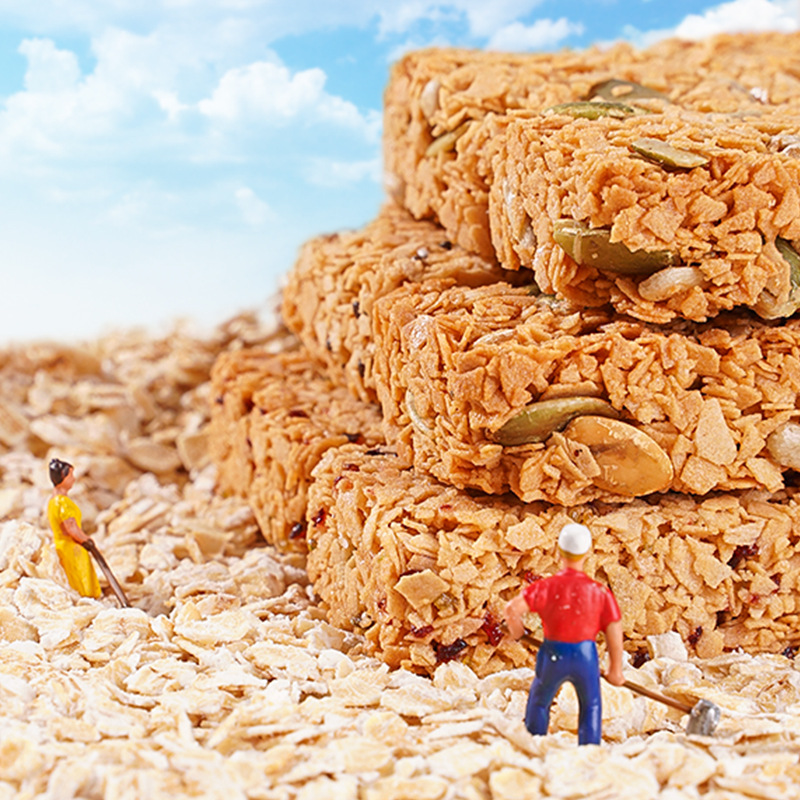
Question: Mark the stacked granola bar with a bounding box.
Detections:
[210,32,800,675]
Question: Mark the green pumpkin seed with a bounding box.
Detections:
[553,219,679,275]
[491,396,619,447]
[755,237,800,318]
[776,237,800,288]
[630,138,710,170]
[543,101,644,120]
[425,121,471,157]
[587,79,668,103]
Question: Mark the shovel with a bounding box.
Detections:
[520,631,721,736]
[81,538,131,609]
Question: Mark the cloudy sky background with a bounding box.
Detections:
[3,0,799,344]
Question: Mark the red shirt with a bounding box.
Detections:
[523,568,621,643]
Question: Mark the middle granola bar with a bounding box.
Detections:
[373,280,800,505]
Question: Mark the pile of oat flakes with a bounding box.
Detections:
[1,312,798,799]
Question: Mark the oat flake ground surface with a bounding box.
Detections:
[1,312,798,800]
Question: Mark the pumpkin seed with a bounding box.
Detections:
[553,219,679,275]
[630,138,710,170]
[755,237,800,318]
[777,237,800,286]
[767,421,800,470]
[587,78,669,103]
[638,266,705,301]
[563,416,674,496]
[425,121,471,157]
[543,101,643,120]
[420,78,441,120]
[406,390,433,437]
[491,396,619,447]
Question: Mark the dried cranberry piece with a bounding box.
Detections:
[481,612,504,646]
[432,638,467,664]
[728,544,758,569]
[289,522,306,540]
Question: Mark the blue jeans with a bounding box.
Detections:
[525,638,602,745]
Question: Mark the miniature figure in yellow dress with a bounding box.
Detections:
[47,459,101,598]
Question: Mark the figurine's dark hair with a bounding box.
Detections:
[49,458,73,487]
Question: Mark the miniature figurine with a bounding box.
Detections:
[504,522,624,745]
[47,458,102,598]
[46,459,130,607]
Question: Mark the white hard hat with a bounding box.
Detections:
[558,523,592,556]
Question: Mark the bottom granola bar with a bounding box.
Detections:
[307,444,800,677]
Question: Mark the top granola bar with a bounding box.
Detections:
[384,32,800,321]
[491,107,800,322]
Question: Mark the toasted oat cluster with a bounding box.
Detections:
[384,32,800,321]
[492,109,800,322]
[372,279,800,503]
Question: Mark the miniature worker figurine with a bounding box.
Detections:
[504,522,624,745]
[46,459,101,598]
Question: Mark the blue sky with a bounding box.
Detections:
[2,0,798,344]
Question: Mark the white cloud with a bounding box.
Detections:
[198,60,381,140]
[19,38,81,93]
[199,61,327,121]
[487,17,585,50]
[303,156,381,188]
[0,22,381,167]
[460,0,547,39]
[235,186,273,226]
[672,0,797,38]
[625,0,797,45]
[153,89,187,121]
[376,0,547,40]
[0,39,115,155]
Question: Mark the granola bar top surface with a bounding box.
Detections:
[373,279,800,504]
[281,202,515,403]
[383,32,800,321]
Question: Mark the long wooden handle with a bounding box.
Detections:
[82,539,131,608]
[520,632,692,714]
[620,677,692,713]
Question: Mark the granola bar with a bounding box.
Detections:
[306,443,800,676]
[372,280,800,505]
[209,347,384,550]
[384,33,800,309]
[491,108,800,323]
[281,202,514,402]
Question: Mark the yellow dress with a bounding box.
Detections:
[47,494,101,598]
